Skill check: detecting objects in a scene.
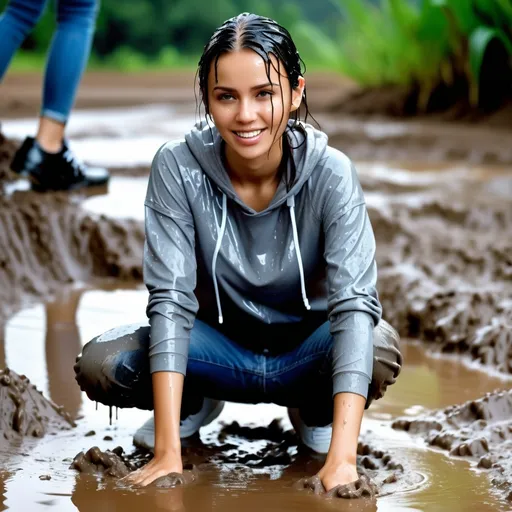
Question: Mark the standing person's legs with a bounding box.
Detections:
[7,0,109,190]
[37,0,99,148]
[0,0,47,80]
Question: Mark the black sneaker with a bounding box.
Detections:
[10,136,110,192]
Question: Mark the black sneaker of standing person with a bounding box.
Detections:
[10,136,110,192]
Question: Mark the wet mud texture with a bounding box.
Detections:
[365,172,512,375]
[393,389,512,502]
[0,367,74,450]
[0,131,17,184]
[71,420,421,499]
[0,136,144,322]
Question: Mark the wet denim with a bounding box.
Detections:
[0,0,99,123]
[74,319,402,426]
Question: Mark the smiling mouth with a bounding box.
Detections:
[233,129,265,138]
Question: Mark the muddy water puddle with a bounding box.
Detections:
[0,287,510,511]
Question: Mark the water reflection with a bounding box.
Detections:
[44,289,83,420]
[70,472,378,512]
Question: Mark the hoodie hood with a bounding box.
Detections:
[184,120,328,214]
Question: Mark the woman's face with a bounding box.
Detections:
[207,48,304,165]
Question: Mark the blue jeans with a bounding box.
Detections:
[74,319,402,426]
[0,0,99,123]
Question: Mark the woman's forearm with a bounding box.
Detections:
[326,391,366,465]
[152,371,184,463]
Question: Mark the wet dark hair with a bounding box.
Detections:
[196,12,317,188]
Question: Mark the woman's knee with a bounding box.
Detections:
[366,319,402,408]
[74,322,149,404]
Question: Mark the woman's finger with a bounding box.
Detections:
[140,468,169,487]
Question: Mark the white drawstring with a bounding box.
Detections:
[287,196,311,310]
[212,193,227,324]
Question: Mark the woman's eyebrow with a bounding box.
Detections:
[213,82,280,92]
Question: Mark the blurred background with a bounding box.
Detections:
[3,0,512,115]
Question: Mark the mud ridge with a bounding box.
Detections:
[367,178,512,375]
[0,367,75,451]
[392,389,512,502]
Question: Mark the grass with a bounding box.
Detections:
[293,0,512,109]
[8,46,200,73]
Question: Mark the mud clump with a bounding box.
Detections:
[393,389,512,501]
[0,367,75,450]
[295,473,377,499]
[71,445,197,487]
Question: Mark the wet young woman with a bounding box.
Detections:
[74,13,402,493]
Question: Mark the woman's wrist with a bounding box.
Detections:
[325,449,357,467]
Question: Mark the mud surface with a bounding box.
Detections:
[364,169,512,375]
[0,367,74,450]
[71,420,412,499]
[393,389,512,501]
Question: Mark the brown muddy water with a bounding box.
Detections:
[1,108,512,511]
[1,287,510,511]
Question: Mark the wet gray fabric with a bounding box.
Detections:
[144,121,383,398]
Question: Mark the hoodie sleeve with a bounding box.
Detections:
[143,143,199,375]
[322,154,382,399]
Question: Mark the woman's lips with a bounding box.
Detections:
[232,128,266,146]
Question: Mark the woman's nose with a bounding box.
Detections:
[235,99,257,123]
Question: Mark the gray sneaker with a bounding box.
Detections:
[133,398,225,451]
[288,407,332,454]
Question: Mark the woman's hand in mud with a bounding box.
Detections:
[317,460,358,492]
[121,452,183,487]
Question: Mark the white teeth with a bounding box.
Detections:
[235,130,263,138]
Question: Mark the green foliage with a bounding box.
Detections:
[322,0,512,108]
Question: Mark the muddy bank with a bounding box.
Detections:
[70,420,419,499]
[0,191,144,322]
[0,367,74,451]
[392,389,512,501]
[329,82,512,130]
[0,135,144,322]
[367,175,512,374]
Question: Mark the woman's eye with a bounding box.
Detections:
[258,90,273,98]
[219,93,234,101]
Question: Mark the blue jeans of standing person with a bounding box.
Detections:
[0,0,99,123]
[74,319,402,426]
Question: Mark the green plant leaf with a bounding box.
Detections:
[468,25,512,104]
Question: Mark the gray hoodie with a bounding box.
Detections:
[143,121,382,398]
